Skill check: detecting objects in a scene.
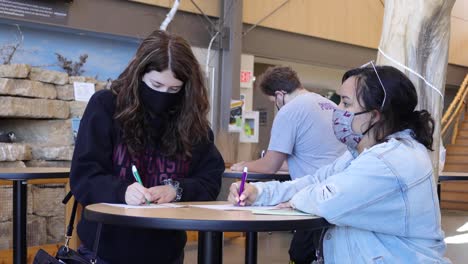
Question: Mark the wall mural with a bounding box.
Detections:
[0,23,138,81]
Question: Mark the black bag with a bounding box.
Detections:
[33,192,98,264]
[288,230,319,264]
[33,247,90,264]
[33,249,61,264]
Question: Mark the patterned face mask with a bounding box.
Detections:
[332,108,373,152]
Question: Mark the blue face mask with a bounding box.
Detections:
[332,108,373,155]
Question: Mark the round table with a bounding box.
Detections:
[84,201,330,264]
[0,167,70,264]
[223,169,291,181]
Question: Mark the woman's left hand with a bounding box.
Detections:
[148,185,177,203]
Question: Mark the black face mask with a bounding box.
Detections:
[139,81,182,114]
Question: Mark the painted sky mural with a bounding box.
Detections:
[0,23,139,81]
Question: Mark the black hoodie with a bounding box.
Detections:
[70,90,224,263]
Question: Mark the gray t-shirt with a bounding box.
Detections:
[268,92,346,180]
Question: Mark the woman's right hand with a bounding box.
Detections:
[125,183,152,205]
[227,182,258,206]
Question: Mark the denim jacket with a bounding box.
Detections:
[252,130,450,263]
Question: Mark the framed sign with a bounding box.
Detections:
[240,111,259,143]
[228,99,243,133]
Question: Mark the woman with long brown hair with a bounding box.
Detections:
[70,30,224,264]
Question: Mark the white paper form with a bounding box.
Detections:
[102,203,186,209]
[187,204,278,211]
[251,208,313,216]
[101,203,315,216]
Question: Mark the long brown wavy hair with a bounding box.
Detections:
[111,30,210,158]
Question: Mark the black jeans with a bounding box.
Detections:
[288,230,321,264]
[77,245,109,264]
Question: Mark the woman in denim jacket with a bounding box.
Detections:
[229,64,450,263]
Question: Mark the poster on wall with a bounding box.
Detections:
[73,82,95,102]
[71,117,81,141]
[240,111,259,143]
[228,99,243,133]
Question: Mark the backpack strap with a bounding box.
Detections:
[62,191,100,263]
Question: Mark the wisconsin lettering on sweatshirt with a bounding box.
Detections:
[113,143,190,187]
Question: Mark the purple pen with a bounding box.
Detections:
[237,167,248,205]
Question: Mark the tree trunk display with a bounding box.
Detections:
[377,0,456,179]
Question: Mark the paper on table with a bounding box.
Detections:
[188,204,278,211]
[252,208,313,216]
[102,203,186,209]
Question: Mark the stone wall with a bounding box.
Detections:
[0,64,106,249]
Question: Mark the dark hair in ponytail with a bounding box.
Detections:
[342,65,435,150]
[406,110,434,150]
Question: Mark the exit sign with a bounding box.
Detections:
[240,70,252,83]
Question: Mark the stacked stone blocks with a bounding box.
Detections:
[0,64,106,249]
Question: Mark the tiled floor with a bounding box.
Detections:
[442,210,468,264]
[184,210,468,263]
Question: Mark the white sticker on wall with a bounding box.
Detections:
[73,82,95,102]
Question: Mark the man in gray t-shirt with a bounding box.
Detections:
[269,92,346,179]
[231,66,345,264]
[231,66,345,179]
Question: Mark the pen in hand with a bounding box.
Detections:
[237,167,248,206]
[131,165,151,205]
